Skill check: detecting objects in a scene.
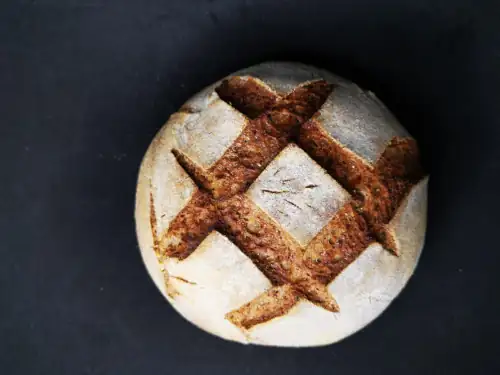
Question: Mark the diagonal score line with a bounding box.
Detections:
[159,190,218,260]
[301,202,372,284]
[215,76,279,119]
[226,284,300,330]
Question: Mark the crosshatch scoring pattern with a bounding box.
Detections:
[149,76,425,330]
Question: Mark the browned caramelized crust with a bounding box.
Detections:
[218,194,340,313]
[303,203,372,284]
[150,75,424,330]
[215,77,278,119]
[160,191,218,260]
[203,117,290,198]
[226,285,300,329]
[217,194,299,286]
[375,137,424,210]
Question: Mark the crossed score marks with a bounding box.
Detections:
[149,75,424,330]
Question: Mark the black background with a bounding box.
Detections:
[2,0,500,374]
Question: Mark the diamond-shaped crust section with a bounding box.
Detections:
[248,143,350,247]
[317,87,408,165]
[165,231,272,343]
[172,97,248,168]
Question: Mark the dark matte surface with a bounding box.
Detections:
[1,0,500,374]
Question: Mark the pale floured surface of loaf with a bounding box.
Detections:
[386,176,428,265]
[318,87,409,165]
[135,124,196,295]
[148,130,196,234]
[173,97,248,168]
[180,82,220,113]
[248,143,350,247]
[164,231,272,343]
[135,61,428,347]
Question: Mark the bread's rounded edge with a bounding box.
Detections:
[134,72,226,295]
[135,122,169,299]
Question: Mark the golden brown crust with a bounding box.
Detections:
[217,194,299,286]
[226,285,300,329]
[215,77,278,119]
[205,117,290,198]
[218,194,340,313]
[282,81,336,119]
[160,191,218,260]
[375,137,424,212]
[303,203,372,284]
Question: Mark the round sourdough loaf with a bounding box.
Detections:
[135,62,428,347]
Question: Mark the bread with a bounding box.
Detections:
[135,62,428,347]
